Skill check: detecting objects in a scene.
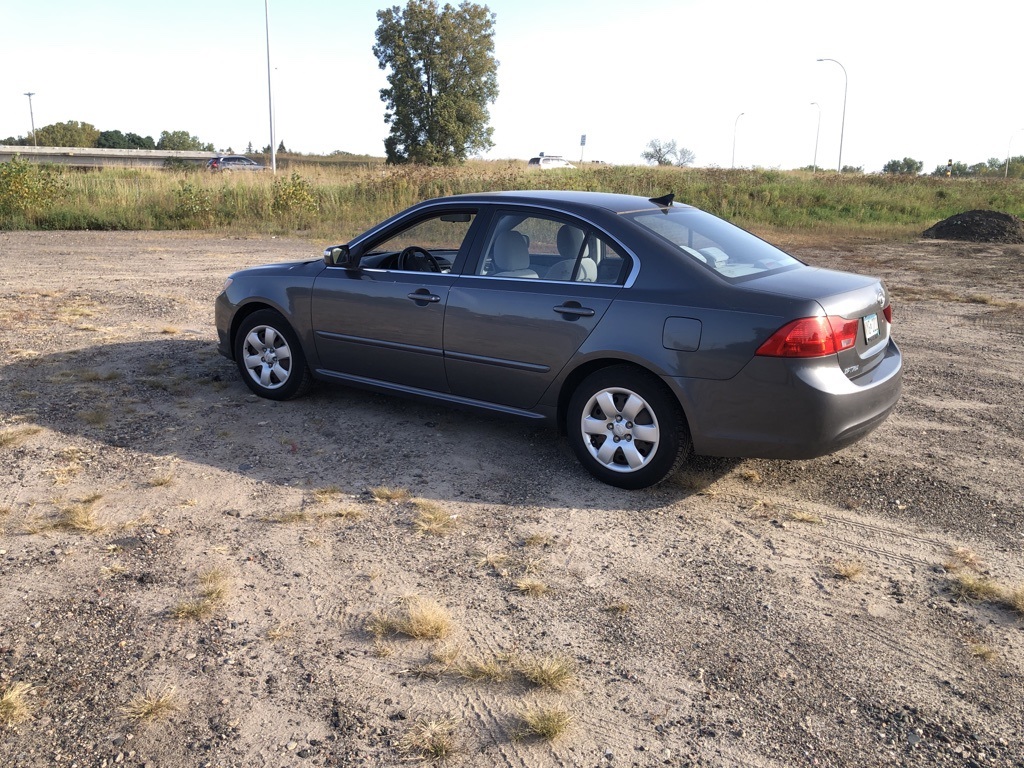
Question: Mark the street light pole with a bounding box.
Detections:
[1005,128,1024,178]
[811,102,821,173]
[732,112,744,168]
[24,92,37,146]
[816,58,847,172]
[265,0,276,173]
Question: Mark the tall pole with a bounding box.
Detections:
[24,92,37,146]
[731,112,744,168]
[1005,128,1024,178]
[811,102,821,173]
[817,58,847,172]
[265,0,276,173]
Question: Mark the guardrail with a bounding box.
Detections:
[0,145,219,169]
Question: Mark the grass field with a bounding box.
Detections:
[2,155,1023,243]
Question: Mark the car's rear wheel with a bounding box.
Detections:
[567,366,690,489]
[235,310,312,400]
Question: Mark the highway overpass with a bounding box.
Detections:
[0,145,219,169]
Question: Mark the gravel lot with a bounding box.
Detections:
[0,230,1022,767]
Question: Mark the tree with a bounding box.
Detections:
[641,139,695,167]
[882,157,923,175]
[97,130,156,150]
[32,120,100,148]
[157,130,214,151]
[674,146,696,167]
[373,0,499,164]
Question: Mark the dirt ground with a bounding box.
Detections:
[0,230,1022,768]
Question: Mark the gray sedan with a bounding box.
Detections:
[215,191,902,488]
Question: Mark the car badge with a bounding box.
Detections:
[876,288,885,307]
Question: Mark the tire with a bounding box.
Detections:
[567,365,690,489]
[234,309,312,400]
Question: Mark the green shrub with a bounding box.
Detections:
[172,182,215,228]
[272,172,319,215]
[0,158,65,219]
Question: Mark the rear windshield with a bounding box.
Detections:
[625,207,802,279]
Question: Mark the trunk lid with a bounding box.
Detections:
[746,267,892,380]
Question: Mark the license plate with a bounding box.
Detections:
[863,313,879,342]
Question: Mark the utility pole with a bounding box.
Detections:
[265,0,276,173]
[24,92,37,146]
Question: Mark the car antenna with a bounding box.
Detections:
[649,192,674,212]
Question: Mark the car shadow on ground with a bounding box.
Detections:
[5,338,741,511]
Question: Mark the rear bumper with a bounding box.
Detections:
[669,340,902,459]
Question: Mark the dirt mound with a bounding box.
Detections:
[923,209,1024,243]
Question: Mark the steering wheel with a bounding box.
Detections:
[398,245,442,273]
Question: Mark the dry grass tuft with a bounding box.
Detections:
[147,472,175,488]
[516,706,574,741]
[121,686,179,722]
[522,532,552,548]
[101,564,129,579]
[170,598,216,621]
[310,485,343,503]
[317,506,364,522]
[788,510,824,524]
[399,718,460,764]
[266,622,295,642]
[0,681,36,728]
[475,551,509,571]
[198,568,230,602]
[413,500,458,535]
[454,656,512,683]
[369,485,410,502]
[970,643,997,661]
[950,571,1004,603]
[515,579,549,597]
[831,560,865,581]
[372,639,395,658]
[944,546,982,572]
[79,409,109,427]
[53,494,105,533]
[738,468,762,484]
[171,568,230,620]
[515,655,576,691]
[0,426,42,449]
[366,597,454,641]
[1006,584,1024,616]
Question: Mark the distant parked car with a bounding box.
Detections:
[207,155,265,172]
[528,155,575,170]
[215,191,902,489]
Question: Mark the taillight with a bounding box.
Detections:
[756,316,859,358]
[883,304,893,324]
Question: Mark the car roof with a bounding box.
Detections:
[431,190,692,215]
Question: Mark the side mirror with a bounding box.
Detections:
[323,244,358,268]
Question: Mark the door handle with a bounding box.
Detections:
[553,303,595,317]
[407,291,441,303]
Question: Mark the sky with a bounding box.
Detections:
[1,0,1021,173]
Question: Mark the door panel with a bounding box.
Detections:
[311,269,454,392]
[444,278,619,409]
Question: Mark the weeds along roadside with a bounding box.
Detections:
[2,157,1023,242]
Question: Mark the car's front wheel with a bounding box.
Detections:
[234,310,312,400]
[567,366,690,489]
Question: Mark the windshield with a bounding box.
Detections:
[626,207,802,279]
